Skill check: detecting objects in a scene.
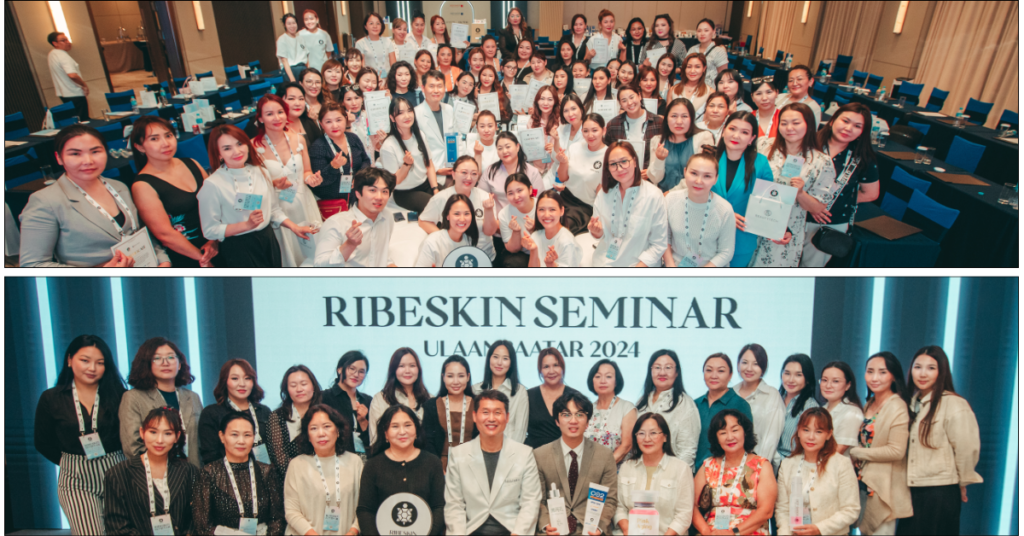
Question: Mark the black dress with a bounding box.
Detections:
[524,385,581,448]
[134,158,208,267]
[498,27,535,63]
[192,459,286,535]
[422,396,478,471]
[265,406,303,492]
[355,451,446,535]
[196,401,273,465]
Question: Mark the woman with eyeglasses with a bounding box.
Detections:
[636,350,701,468]
[321,352,372,463]
[119,337,203,468]
[197,359,273,466]
[298,68,328,121]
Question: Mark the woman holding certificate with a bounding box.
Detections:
[587,10,622,70]
[476,66,512,125]
[588,141,668,267]
[583,68,616,115]
[378,98,439,213]
[752,103,837,267]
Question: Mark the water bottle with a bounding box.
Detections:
[819,68,827,83]
[876,86,886,102]
[871,121,880,144]
[130,96,138,113]
[270,85,277,95]
[159,89,168,106]
[785,54,792,69]
[195,115,204,133]
[954,107,964,128]
[171,119,180,139]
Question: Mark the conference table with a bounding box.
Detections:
[827,202,941,268]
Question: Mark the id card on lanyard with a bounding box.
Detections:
[713,453,747,531]
[143,453,175,535]
[72,382,106,460]
[324,135,353,194]
[679,195,712,268]
[315,455,343,532]
[71,178,147,260]
[444,395,467,447]
[224,457,259,535]
[605,187,638,261]
[263,135,300,203]
[229,400,270,465]
[229,166,261,212]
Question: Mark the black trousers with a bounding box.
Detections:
[394,180,433,214]
[492,235,528,268]
[896,484,962,535]
[60,96,89,121]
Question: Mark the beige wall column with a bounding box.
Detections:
[536,1,564,41]
[173,0,225,83]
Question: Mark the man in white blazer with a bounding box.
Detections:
[414,70,455,177]
[445,390,543,535]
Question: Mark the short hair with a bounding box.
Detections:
[213,359,265,404]
[552,390,593,423]
[363,12,384,32]
[626,413,675,460]
[353,166,396,196]
[600,141,642,193]
[55,125,108,156]
[530,49,548,62]
[452,154,480,172]
[587,359,625,395]
[707,409,758,457]
[47,32,63,46]
[423,69,446,85]
[536,347,566,376]
[345,48,364,61]
[281,13,297,26]
[296,404,350,456]
[321,58,344,75]
[127,337,194,390]
[370,404,424,456]
[473,389,510,413]
[218,410,255,434]
[703,352,733,374]
[141,407,187,459]
[317,100,347,124]
[737,343,769,375]
[789,64,813,81]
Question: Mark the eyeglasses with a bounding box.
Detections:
[558,412,589,421]
[153,355,179,364]
[608,158,633,171]
[636,431,663,439]
[652,365,676,374]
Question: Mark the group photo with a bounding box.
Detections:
[4,276,1018,535]
[4,1,1017,268]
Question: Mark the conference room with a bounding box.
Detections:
[4,1,1018,268]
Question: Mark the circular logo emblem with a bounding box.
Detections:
[764,209,772,217]
[377,493,431,535]
[457,254,478,267]
[443,246,492,267]
[319,39,324,45]
[392,502,418,526]
[593,161,602,169]
[770,189,779,197]
[475,208,483,218]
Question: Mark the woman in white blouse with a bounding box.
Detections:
[819,361,865,455]
[635,350,700,469]
[663,150,735,267]
[732,344,787,465]
[354,13,394,78]
[197,125,315,267]
[584,359,637,464]
[589,141,668,267]
[520,190,582,267]
[495,174,537,268]
[283,404,362,536]
[775,408,861,535]
[696,92,730,143]
[614,413,693,535]
[471,340,529,443]
[276,14,307,82]
[367,348,430,445]
[554,105,605,235]
[686,18,729,86]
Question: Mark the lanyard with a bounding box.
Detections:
[224,166,256,211]
[823,144,860,212]
[227,400,263,444]
[573,36,587,59]
[364,38,387,75]
[444,395,468,447]
[71,382,99,436]
[682,194,713,262]
[324,135,351,174]
[716,453,748,499]
[263,135,299,178]
[609,186,639,240]
[629,44,643,65]
[69,178,138,235]
[314,455,342,506]
[223,457,259,518]
[143,453,169,516]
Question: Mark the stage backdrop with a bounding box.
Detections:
[4,277,1018,536]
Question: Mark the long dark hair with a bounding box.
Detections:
[908,346,959,448]
[504,6,530,36]
[715,69,745,105]
[624,17,647,48]
[386,61,419,94]
[817,102,877,164]
[768,102,820,160]
[481,340,521,393]
[646,14,677,52]
[559,93,586,126]
[715,111,759,190]
[662,98,701,141]
[820,361,863,410]
[297,68,329,106]
[387,97,430,167]
[278,365,323,419]
[129,115,176,171]
[369,405,425,456]
[584,67,614,108]
[382,347,431,407]
[625,412,676,460]
[779,353,816,417]
[439,193,480,246]
[128,337,194,390]
[487,132,528,181]
[637,349,686,412]
[450,71,478,104]
[436,355,477,398]
[864,351,908,407]
[534,189,566,228]
[57,335,126,421]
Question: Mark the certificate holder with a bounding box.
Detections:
[525,78,550,107]
[593,100,620,124]
[450,23,470,48]
[478,92,501,118]
[453,100,476,135]
[590,36,609,64]
[519,127,552,164]
[364,91,391,135]
[111,228,159,267]
[509,85,529,113]
[573,78,592,96]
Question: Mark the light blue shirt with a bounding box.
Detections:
[777,394,820,462]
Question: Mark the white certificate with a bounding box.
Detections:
[744,179,798,240]
[509,85,529,113]
[643,98,659,115]
[139,91,158,108]
[397,45,418,65]
[450,23,470,48]
[593,100,620,124]
[627,140,646,169]
[453,100,476,134]
[478,92,501,118]
[201,77,219,93]
[187,81,205,96]
[590,36,609,64]
[519,127,551,163]
[111,228,158,267]
[573,78,592,96]
[525,78,550,107]
[365,91,391,134]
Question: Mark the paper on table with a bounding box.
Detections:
[365,91,391,134]
[519,127,552,163]
[744,179,798,240]
[199,106,216,123]
[200,77,219,93]
[593,100,620,124]
[928,172,987,186]
[590,36,609,64]
[183,103,199,115]
[187,81,205,96]
[478,92,501,119]
[1005,138,1018,145]
[453,100,476,134]
[111,228,158,267]
[643,98,659,115]
[237,65,249,79]
[139,91,158,108]
[525,78,550,107]
[573,78,592,97]
[914,111,947,118]
[31,129,61,137]
[5,141,27,147]
[450,23,470,48]
[509,85,529,113]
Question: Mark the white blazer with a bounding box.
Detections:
[444,437,543,535]
[774,454,860,535]
[414,100,455,169]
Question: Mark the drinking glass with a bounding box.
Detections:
[877,131,888,149]
[914,146,926,164]
[997,183,1013,205]
[998,123,1010,137]
[921,147,932,165]
[898,96,906,108]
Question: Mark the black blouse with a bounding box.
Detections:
[355,451,446,535]
[192,459,285,535]
[265,406,303,490]
[134,158,208,268]
[34,383,123,464]
[103,455,199,535]
[524,385,582,448]
[321,384,373,455]
[308,133,373,201]
[197,401,273,466]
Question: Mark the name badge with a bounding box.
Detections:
[151,514,175,535]
[79,433,106,460]
[339,175,353,194]
[239,517,258,535]
[606,237,622,261]
[713,506,732,531]
[252,443,270,465]
[681,254,704,268]
[234,193,263,211]
[780,155,805,179]
[803,509,813,526]
[323,506,341,532]
[278,187,298,203]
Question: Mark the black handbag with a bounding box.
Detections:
[812,225,855,257]
[697,484,713,516]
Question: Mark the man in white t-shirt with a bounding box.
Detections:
[47,32,90,121]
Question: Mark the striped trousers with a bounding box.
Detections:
[57,450,125,535]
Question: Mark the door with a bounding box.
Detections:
[294,0,339,44]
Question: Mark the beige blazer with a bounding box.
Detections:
[19,175,169,267]
[534,438,619,535]
[118,387,203,468]
[849,395,912,533]
[775,454,861,535]
[906,392,983,488]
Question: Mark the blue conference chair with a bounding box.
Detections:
[906,121,931,137]
[218,89,241,113]
[832,55,853,82]
[925,88,948,112]
[851,70,868,87]
[173,77,188,88]
[880,166,931,220]
[265,76,284,86]
[225,65,242,83]
[5,112,29,139]
[249,82,272,102]
[763,68,776,78]
[5,154,44,189]
[895,82,923,105]
[96,122,128,151]
[964,98,993,125]
[236,118,250,132]
[105,90,136,112]
[945,136,985,174]
[175,133,210,171]
[49,101,80,127]
[903,190,959,242]
[758,47,765,57]
[833,89,854,106]
[774,50,785,63]
[998,109,1018,130]
[196,71,215,80]
[145,81,170,93]
[745,35,752,52]
[865,74,883,92]
[815,60,832,77]
[248,60,262,73]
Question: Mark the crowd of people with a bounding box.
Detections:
[20,8,882,268]
[36,333,981,535]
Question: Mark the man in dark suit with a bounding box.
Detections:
[534,391,618,535]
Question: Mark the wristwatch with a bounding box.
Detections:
[732,528,740,535]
